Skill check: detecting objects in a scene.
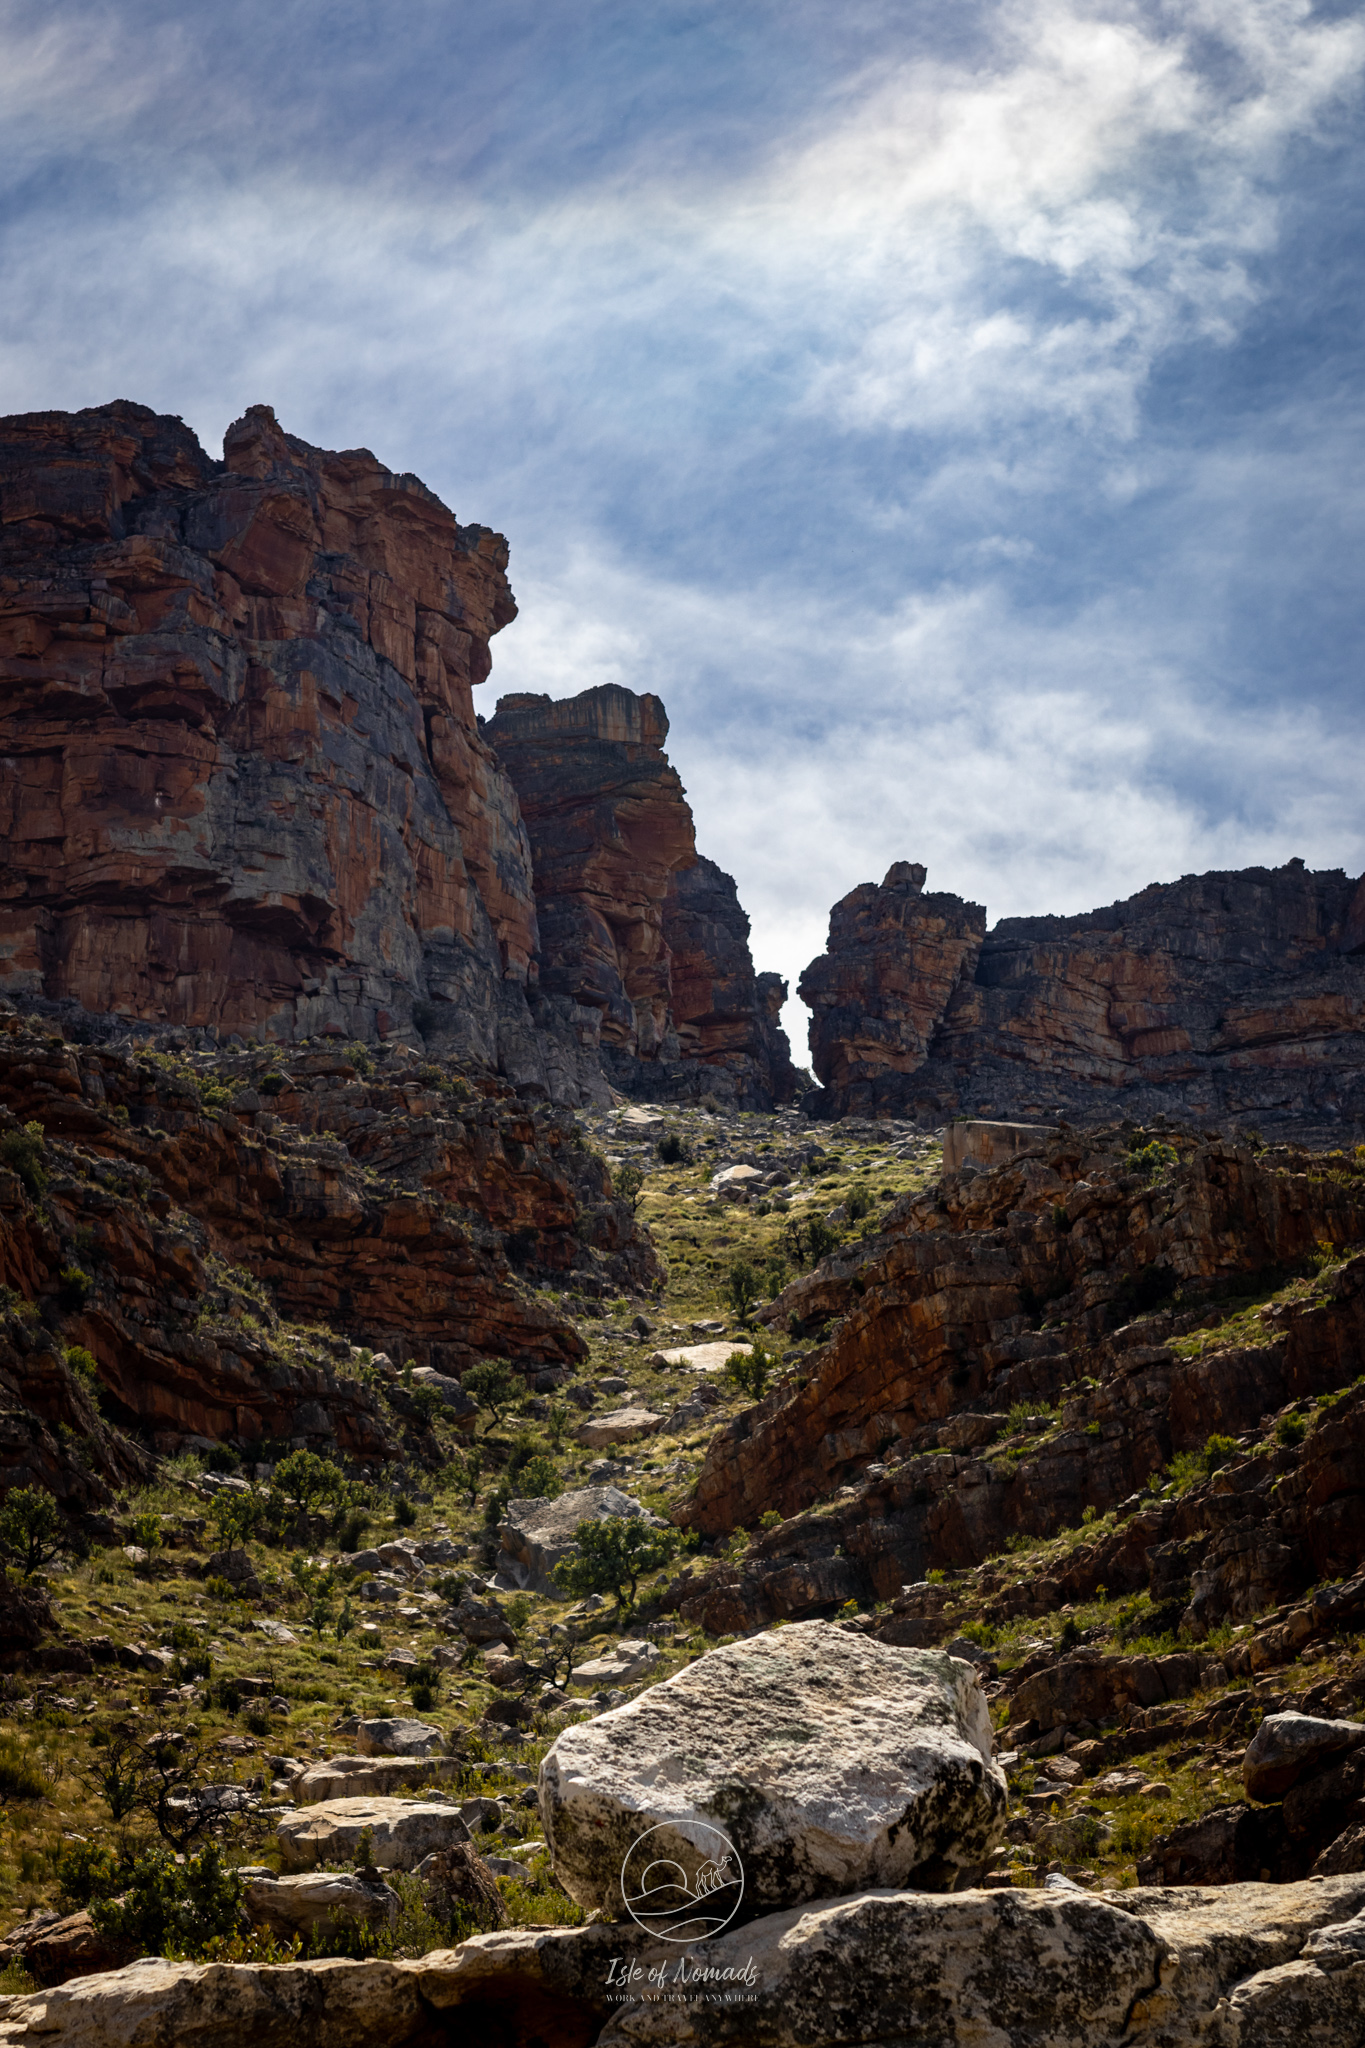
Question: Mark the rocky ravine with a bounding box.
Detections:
[800,857,1365,1143]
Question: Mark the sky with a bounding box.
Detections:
[2,0,1363,1056]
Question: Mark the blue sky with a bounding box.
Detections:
[2,0,1363,1053]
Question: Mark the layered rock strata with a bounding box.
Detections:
[485,687,796,1108]
[0,402,594,1088]
[0,1007,658,1480]
[800,859,1365,1142]
[676,1125,1365,1539]
[3,1879,1365,2046]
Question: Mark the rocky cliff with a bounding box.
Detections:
[800,859,1365,1142]
[485,685,796,1108]
[0,403,792,1110]
[0,401,593,1084]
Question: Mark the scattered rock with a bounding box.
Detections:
[570,1640,661,1687]
[495,1485,659,1596]
[1243,1711,1365,1802]
[294,1755,461,1804]
[575,1406,664,1449]
[416,1843,505,1932]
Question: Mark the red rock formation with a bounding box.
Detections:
[678,1127,1365,1538]
[485,687,796,1107]
[0,1009,659,1470]
[798,862,985,1106]
[800,860,1365,1142]
[0,401,543,1069]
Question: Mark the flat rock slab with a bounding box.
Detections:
[294,1754,461,1804]
[573,1640,662,1687]
[941,1120,1056,1175]
[354,1716,443,1758]
[11,1878,1365,2047]
[244,1871,398,1937]
[276,1796,470,1872]
[540,1621,1007,1918]
[1243,1710,1365,1801]
[576,1406,664,1449]
[656,1341,751,1374]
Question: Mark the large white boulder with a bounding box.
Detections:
[540,1622,1007,1918]
[276,1796,471,1872]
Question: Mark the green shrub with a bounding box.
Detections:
[0,1735,46,1801]
[91,1843,243,1959]
[0,1122,47,1199]
[657,1130,691,1165]
[723,1346,771,1402]
[513,1455,561,1500]
[1276,1412,1308,1447]
[393,1494,418,1528]
[65,1345,100,1389]
[271,1448,348,1517]
[726,1258,760,1324]
[58,1265,92,1309]
[552,1515,683,1610]
[847,1187,874,1223]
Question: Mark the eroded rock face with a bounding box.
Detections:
[7,1878,1365,2047]
[0,401,556,1074]
[0,1015,664,1472]
[800,858,1365,1143]
[485,688,795,1108]
[539,1623,1007,1918]
[680,1127,1365,1537]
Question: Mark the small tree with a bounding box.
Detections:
[0,1485,62,1577]
[726,1258,760,1324]
[723,1346,771,1402]
[450,1444,483,1506]
[552,1515,683,1612]
[464,1360,519,1435]
[270,1450,348,1518]
[209,1490,261,1550]
[614,1163,647,1212]
[513,1454,562,1501]
[290,1554,338,1637]
[545,1401,570,1452]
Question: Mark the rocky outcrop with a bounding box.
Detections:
[540,1626,1007,1917]
[678,1126,1365,1539]
[275,1797,469,1873]
[0,1009,663,1478]
[494,1483,656,1594]
[485,688,796,1108]
[800,858,1365,1143]
[6,1879,1365,2045]
[0,401,576,1080]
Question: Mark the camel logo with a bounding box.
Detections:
[620,1820,745,1943]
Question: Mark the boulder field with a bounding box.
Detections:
[2,1637,1365,2046]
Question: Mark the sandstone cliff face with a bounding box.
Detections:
[0,401,584,1088]
[800,860,1365,1142]
[485,686,796,1107]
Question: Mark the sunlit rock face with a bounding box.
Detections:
[486,685,797,1107]
[0,400,536,1063]
[800,858,1365,1143]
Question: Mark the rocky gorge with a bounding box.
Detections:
[1,399,1365,2042]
